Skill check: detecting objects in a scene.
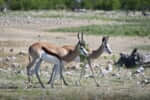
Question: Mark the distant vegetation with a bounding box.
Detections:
[50,16,150,36]
[0,0,150,11]
[50,23,150,36]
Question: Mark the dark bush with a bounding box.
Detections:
[1,0,150,11]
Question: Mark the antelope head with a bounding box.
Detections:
[77,32,89,56]
[102,36,112,54]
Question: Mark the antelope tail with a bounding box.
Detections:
[28,46,32,63]
[28,55,31,63]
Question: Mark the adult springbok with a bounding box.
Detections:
[48,36,112,87]
[26,32,88,88]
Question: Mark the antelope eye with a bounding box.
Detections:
[105,45,108,48]
[81,43,86,46]
[80,41,86,46]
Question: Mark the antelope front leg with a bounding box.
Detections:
[48,63,68,86]
[47,64,57,84]
[76,63,86,86]
[87,58,100,87]
[60,61,68,86]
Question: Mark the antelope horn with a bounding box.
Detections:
[81,32,83,40]
[77,32,81,41]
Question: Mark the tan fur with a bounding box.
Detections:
[29,41,80,62]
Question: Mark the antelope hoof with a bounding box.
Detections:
[96,83,100,87]
[47,81,51,84]
[42,86,45,88]
[64,82,69,86]
[41,84,45,88]
[26,83,33,89]
[75,81,81,86]
[51,85,54,88]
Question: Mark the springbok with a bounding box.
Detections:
[78,36,112,86]
[26,32,88,88]
[48,36,112,87]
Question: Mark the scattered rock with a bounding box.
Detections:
[92,63,99,68]
[138,79,150,86]
[67,65,77,70]
[65,71,73,76]
[11,56,17,61]
[5,56,16,62]
[136,66,144,73]
[5,56,11,62]
[100,67,110,77]
[42,72,49,78]
[0,68,8,73]
[11,63,20,68]
[67,63,81,70]
[18,50,26,56]
[106,63,113,72]
[132,66,145,77]
[112,73,120,79]
[84,74,94,78]
[99,63,113,77]
[9,48,14,52]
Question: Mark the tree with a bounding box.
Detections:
[0,0,4,5]
[112,0,121,10]
[82,0,95,9]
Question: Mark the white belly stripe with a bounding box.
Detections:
[40,50,60,64]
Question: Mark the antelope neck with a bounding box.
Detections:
[89,43,104,59]
[62,42,80,62]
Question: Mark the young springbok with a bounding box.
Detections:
[78,36,112,86]
[26,32,88,88]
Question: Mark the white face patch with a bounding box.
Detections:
[40,50,60,64]
[80,47,89,56]
[105,43,112,54]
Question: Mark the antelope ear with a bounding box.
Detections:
[78,32,82,43]
[102,36,106,42]
[77,32,80,40]
[102,36,109,42]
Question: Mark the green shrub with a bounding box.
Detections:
[2,0,150,11]
[0,0,4,6]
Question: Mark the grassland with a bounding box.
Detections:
[49,16,150,36]
[0,10,150,100]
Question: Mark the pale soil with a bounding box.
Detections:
[0,15,149,53]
